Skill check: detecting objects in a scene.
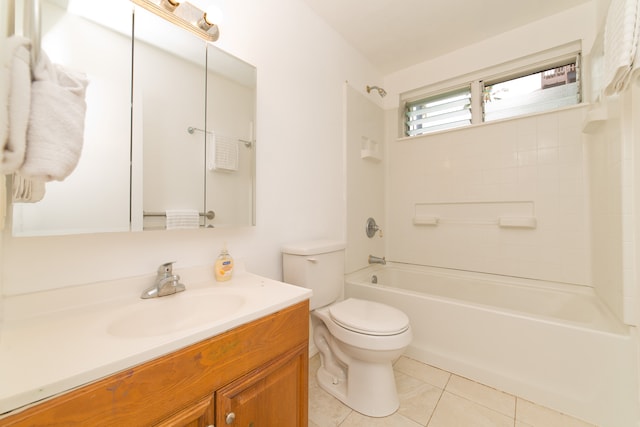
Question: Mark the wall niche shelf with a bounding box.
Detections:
[361,136,382,162]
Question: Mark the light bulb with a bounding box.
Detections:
[203,4,222,25]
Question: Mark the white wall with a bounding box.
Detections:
[1,0,383,296]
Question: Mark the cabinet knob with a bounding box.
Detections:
[225,412,236,424]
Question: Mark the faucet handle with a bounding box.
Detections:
[158,261,176,276]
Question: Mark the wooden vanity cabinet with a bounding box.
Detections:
[1,301,309,427]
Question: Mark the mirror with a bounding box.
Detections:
[11,0,256,236]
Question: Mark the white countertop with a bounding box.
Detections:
[0,266,311,415]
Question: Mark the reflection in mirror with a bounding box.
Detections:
[132,5,208,231]
[11,0,132,236]
[132,4,256,230]
[12,0,256,235]
[203,44,256,227]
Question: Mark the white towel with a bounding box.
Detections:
[19,50,89,181]
[212,135,239,171]
[2,36,31,174]
[166,209,200,230]
[604,0,640,94]
[12,173,45,203]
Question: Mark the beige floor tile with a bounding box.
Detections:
[394,356,450,388]
[428,391,514,427]
[309,354,321,388]
[516,398,597,427]
[339,410,423,427]
[308,383,352,427]
[395,370,443,425]
[445,374,516,418]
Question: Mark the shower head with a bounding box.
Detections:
[366,85,387,98]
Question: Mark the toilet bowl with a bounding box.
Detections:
[312,298,412,417]
[281,240,413,417]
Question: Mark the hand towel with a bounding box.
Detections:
[212,134,239,171]
[12,173,45,203]
[20,50,89,181]
[1,36,31,174]
[166,209,200,230]
[604,0,640,94]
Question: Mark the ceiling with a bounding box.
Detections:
[300,0,593,74]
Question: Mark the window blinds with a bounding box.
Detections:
[405,87,472,136]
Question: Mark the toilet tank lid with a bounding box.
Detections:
[282,239,346,255]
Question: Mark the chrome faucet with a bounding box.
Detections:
[141,261,186,299]
[368,255,386,265]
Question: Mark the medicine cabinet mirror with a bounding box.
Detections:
[11,0,256,236]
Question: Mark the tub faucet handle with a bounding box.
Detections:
[366,217,383,238]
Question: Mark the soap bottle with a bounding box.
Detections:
[215,243,234,282]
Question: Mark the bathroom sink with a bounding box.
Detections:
[107,291,245,338]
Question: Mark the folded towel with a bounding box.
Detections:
[12,173,45,203]
[604,0,640,94]
[212,134,239,171]
[1,36,31,174]
[20,50,89,181]
[166,209,200,230]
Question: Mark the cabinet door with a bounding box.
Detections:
[155,395,214,427]
[216,345,308,427]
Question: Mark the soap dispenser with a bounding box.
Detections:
[215,243,234,281]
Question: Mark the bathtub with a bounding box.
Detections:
[344,263,637,427]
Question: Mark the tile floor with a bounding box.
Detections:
[308,354,597,427]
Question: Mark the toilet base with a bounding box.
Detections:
[316,356,400,417]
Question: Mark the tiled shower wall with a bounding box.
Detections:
[586,88,640,326]
[345,84,385,274]
[387,105,591,286]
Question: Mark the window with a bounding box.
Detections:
[483,62,580,122]
[405,87,472,136]
[402,51,581,137]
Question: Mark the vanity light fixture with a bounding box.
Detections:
[160,0,179,12]
[131,0,220,42]
[197,11,214,32]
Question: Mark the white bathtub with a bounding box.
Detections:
[344,263,638,427]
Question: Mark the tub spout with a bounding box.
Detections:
[368,255,386,265]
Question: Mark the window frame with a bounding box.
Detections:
[399,42,582,138]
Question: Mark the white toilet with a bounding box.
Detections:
[282,240,412,417]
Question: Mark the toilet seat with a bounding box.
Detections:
[329,298,410,336]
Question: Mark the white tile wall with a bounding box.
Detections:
[345,84,385,274]
[586,94,632,324]
[387,105,591,286]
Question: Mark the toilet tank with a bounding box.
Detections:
[282,240,345,310]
